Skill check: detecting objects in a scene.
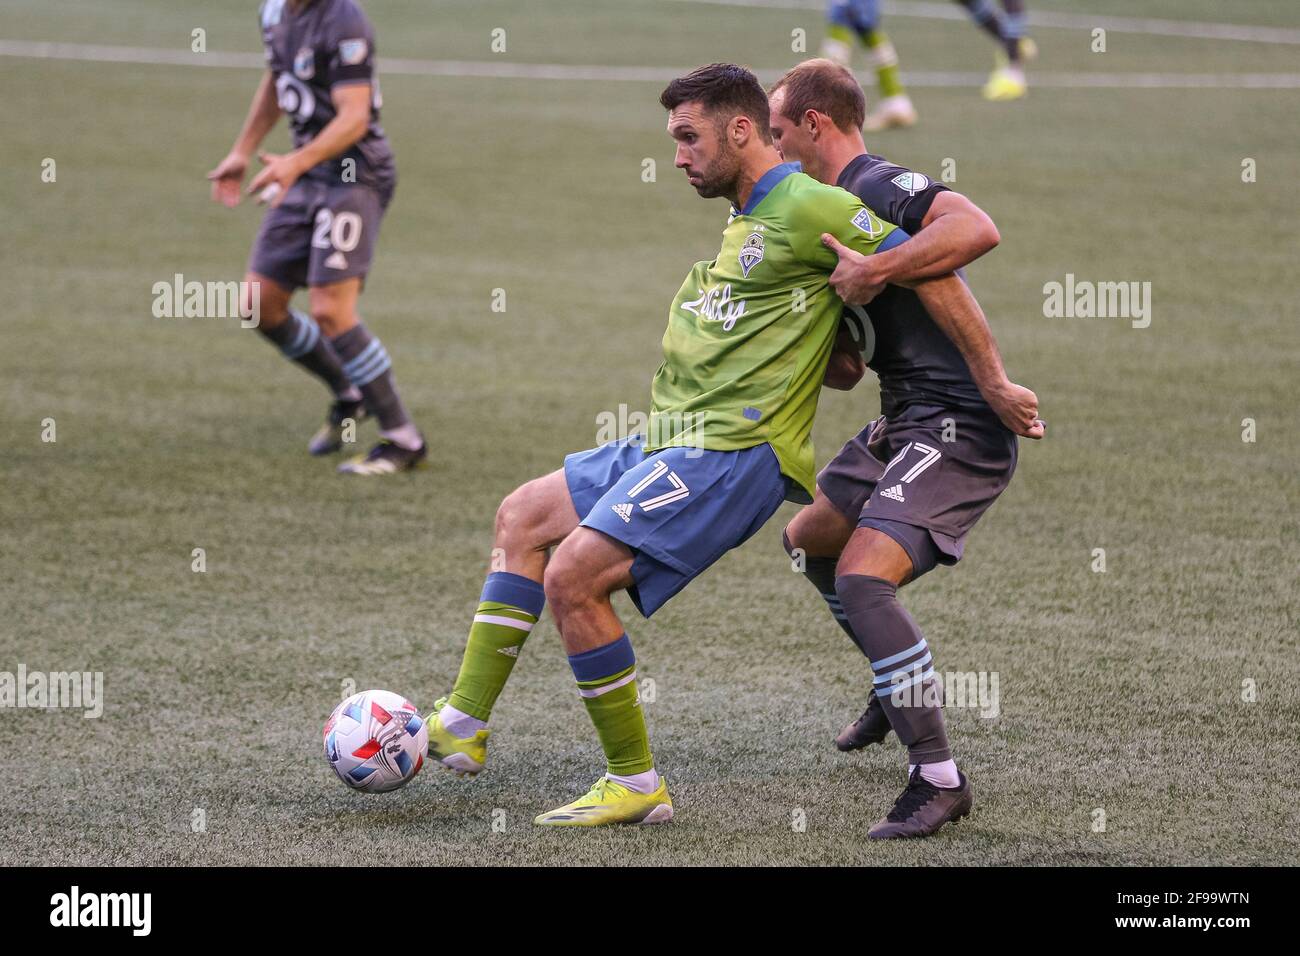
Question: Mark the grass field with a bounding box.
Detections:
[1,0,1297,866]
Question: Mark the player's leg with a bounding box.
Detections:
[785,489,858,641]
[1000,0,1033,63]
[954,0,1031,99]
[531,528,673,826]
[784,494,901,752]
[822,1,861,66]
[835,525,973,838]
[244,270,357,403]
[246,188,365,454]
[299,184,425,473]
[956,0,1009,45]
[429,469,580,775]
[533,442,787,826]
[310,276,423,473]
[824,0,916,130]
[791,421,897,750]
[854,2,916,131]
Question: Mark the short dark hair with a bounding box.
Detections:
[659,63,772,142]
[770,58,866,133]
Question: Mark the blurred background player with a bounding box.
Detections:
[954,0,1037,100]
[821,0,917,131]
[207,0,426,475]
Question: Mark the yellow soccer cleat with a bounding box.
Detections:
[426,697,490,778]
[983,65,1027,101]
[534,776,674,827]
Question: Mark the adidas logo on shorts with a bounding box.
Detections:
[880,484,906,502]
[611,502,634,523]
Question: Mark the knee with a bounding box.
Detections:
[311,302,352,338]
[494,485,530,546]
[494,480,547,550]
[542,545,593,618]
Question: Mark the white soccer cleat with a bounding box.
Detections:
[821,37,853,68]
[863,94,918,132]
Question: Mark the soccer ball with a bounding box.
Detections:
[323,689,428,793]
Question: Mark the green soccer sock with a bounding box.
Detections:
[569,634,654,776]
[826,23,856,47]
[864,29,906,99]
[446,571,545,722]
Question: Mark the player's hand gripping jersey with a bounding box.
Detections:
[645,162,908,501]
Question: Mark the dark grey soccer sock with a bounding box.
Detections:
[783,530,860,647]
[258,309,354,397]
[1000,0,1027,60]
[330,322,413,435]
[959,0,1009,45]
[835,574,951,764]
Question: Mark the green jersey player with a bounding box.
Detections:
[423,64,989,827]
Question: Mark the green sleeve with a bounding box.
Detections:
[787,183,899,271]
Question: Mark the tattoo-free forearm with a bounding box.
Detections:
[292,87,370,171]
[912,274,1011,400]
[871,193,1000,285]
[232,71,282,157]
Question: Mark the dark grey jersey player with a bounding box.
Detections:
[769,59,1044,839]
[208,0,425,475]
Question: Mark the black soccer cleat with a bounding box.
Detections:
[309,397,368,456]
[868,766,973,839]
[835,694,893,751]
[337,438,428,476]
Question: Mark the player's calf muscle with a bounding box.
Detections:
[544,530,633,653]
[784,493,855,558]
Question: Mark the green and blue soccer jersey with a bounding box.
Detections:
[645,162,907,501]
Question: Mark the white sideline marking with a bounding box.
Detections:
[670,0,1300,46]
[1,40,1298,88]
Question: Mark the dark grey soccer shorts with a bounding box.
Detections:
[249,178,392,290]
[816,403,1018,578]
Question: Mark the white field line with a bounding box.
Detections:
[1,40,1298,88]
[669,0,1300,45]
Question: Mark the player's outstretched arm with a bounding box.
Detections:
[248,83,372,208]
[911,274,1044,440]
[822,192,999,303]
[207,70,281,207]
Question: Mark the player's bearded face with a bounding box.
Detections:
[669,104,741,200]
[691,124,741,199]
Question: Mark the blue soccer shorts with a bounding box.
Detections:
[564,436,790,617]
